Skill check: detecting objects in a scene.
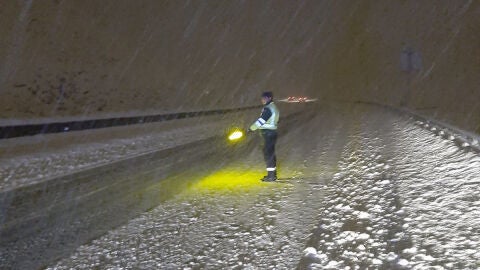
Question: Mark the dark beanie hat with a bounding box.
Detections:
[261,91,273,98]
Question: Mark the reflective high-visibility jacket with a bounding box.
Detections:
[250,101,279,131]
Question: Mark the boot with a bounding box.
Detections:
[262,171,277,182]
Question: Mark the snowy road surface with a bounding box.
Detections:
[3,104,480,269]
[0,113,253,191]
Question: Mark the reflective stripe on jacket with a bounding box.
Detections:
[250,102,279,131]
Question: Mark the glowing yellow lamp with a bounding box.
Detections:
[228,130,244,141]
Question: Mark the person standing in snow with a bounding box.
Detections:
[248,91,280,182]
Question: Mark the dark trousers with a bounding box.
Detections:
[261,129,277,170]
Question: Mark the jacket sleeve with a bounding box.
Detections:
[250,107,272,131]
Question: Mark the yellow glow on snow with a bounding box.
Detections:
[228,130,244,141]
[188,169,266,192]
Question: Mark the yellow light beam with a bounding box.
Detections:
[228,130,244,141]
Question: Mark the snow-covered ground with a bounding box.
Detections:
[5,104,479,269]
[391,118,480,269]
[302,107,480,269]
[45,170,325,269]
[45,108,344,270]
[0,114,246,191]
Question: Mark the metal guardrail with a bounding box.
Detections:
[0,105,262,139]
